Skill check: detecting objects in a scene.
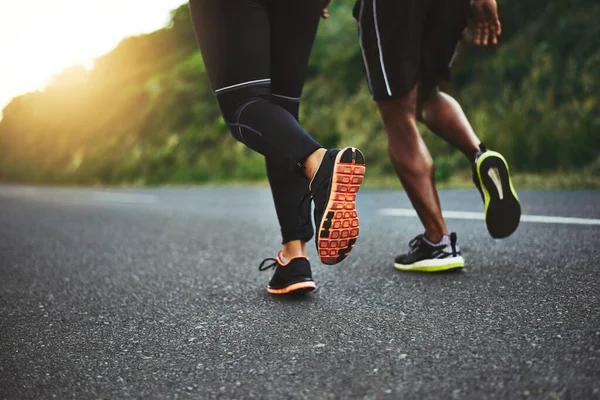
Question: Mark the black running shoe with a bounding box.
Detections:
[474,144,521,239]
[309,147,366,265]
[394,233,465,272]
[258,253,316,295]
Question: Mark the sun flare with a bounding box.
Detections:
[0,0,185,112]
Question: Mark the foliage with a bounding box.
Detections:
[0,1,598,185]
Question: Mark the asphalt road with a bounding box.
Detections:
[1,185,599,399]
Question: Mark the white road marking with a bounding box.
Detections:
[0,187,38,197]
[0,186,158,206]
[91,192,157,204]
[379,208,600,226]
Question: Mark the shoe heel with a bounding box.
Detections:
[478,153,521,238]
[318,148,365,265]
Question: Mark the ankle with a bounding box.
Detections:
[303,148,327,181]
[470,142,488,163]
[424,231,447,244]
[467,144,482,163]
[281,240,307,261]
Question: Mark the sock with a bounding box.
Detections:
[423,235,451,247]
[474,143,487,163]
[423,234,461,255]
[279,254,289,264]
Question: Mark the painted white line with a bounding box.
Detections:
[0,187,38,197]
[379,208,600,226]
[518,214,600,225]
[92,192,157,204]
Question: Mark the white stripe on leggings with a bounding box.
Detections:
[272,93,301,102]
[215,78,271,94]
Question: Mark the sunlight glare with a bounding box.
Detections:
[0,0,185,112]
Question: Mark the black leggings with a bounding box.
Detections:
[189,0,323,243]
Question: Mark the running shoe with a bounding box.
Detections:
[394,233,465,272]
[474,144,521,239]
[309,147,366,265]
[258,253,316,295]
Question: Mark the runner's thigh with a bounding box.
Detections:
[189,0,270,93]
[269,0,321,100]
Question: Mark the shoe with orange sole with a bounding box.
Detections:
[259,253,316,295]
[309,147,366,265]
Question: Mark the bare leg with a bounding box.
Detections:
[281,241,308,260]
[303,148,327,180]
[378,86,448,243]
[418,83,480,162]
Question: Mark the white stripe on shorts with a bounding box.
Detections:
[373,0,392,97]
[448,29,466,68]
[358,0,374,93]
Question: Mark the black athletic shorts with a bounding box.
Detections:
[353,0,470,100]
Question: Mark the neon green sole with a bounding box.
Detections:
[394,262,465,273]
[476,150,520,217]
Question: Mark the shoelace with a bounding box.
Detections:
[408,234,425,253]
[409,234,424,248]
[258,257,279,271]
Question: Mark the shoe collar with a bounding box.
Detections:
[277,252,309,266]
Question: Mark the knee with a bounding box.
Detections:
[219,96,268,124]
[393,144,434,168]
[218,95,270,143]
[216,84,271,123]
[378,98,417,135]
[387,136,434,177]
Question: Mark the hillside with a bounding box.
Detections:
[1,0,598,185]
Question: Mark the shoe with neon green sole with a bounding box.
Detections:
[473,144,521,239]
[394,233,465,273]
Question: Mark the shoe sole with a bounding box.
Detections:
[267,281,316,295]
[394,256,465,272]
[317,147,366,265]
[476,152,521,239]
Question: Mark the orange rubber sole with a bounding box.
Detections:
[267,281,316,295]
[317,147,366,265]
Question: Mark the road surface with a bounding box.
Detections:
[1,185,599,399]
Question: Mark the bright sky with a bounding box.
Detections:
[0,0,185,113]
